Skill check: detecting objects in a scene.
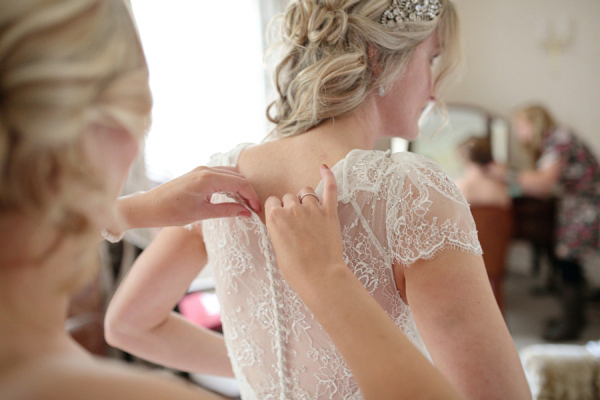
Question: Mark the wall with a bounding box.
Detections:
[447,0,600,157]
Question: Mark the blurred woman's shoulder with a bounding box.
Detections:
[0,351,222,400]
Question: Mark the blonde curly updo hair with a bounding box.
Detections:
[0,0,152,244]
[266,0,462,138]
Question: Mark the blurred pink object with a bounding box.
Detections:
[179,291,222,331]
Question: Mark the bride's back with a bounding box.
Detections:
[236,132,357,221]
[202,142,439,399]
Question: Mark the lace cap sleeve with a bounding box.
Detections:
[385,152,482,266]
[206,142,254,167]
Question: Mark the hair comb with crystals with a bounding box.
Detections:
[381,0,442,26]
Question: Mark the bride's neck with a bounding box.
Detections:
[299,94,383,152]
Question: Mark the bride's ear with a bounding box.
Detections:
[368,45,382,77]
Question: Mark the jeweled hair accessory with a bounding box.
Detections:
[381,0,442,26]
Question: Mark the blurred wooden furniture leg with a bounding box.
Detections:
[470,206,514,314]
[512,197,558,293]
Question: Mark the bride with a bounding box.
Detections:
[0,0,468,399]
[106,0,530,399]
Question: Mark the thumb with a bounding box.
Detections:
[320,164,338,213]
[205,203,252,219]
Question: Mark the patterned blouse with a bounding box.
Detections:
[538,127,600,260]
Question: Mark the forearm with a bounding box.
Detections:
[105,227,226,374]
[516,161,562,198]
[101,192,154,238]
[107,166,261,236]
[298,264,463,400]
[115,191,161,230]
[428,313,530,400]
[106,311,234,377]
[517,170,554,197]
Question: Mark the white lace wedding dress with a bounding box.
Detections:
[191,143,482,400]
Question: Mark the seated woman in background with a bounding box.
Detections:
[488,104,600,341]
[455,136,511,208]
[0,0,465,399]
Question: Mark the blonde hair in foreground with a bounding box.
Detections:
[266,0,462,138]
[0,0,152,284]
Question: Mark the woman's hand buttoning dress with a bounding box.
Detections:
[265,165,464,400]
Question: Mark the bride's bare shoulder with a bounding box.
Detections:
[237,139,300,180]
[238,139,289,164]
[0,354,223,400]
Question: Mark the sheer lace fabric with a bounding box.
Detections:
[193,144,482,400]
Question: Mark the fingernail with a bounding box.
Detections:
[321,164,329,170]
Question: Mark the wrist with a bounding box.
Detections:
[100,198,126,242]
[114,191,147,231]
[296,261,351,307]
[101,228,125,243]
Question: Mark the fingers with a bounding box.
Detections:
[210,166,241,174]
[298,186,319,206]
[264,196,283,227]
[205,203,252,219]
[264,195,283,215]
[282,193,300,208]
[195,166,240,175]
[320,164,338,213]
[202,168,261,213]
